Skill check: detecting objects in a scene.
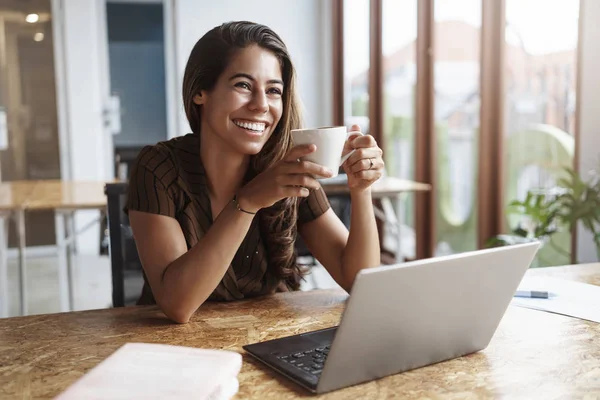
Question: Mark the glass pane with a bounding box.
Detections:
[382,0,417,259]
[344,0,370,132]
[434,0,481,256]
[0,0,61,247]
[504,0,580,266]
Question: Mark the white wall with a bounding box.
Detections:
[174,0,333,133]
[576,0,600,263]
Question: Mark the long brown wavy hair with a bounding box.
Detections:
[182,21,305,289]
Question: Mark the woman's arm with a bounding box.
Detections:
[130,144,333,323]
[343,188,381,280]
[129,202,254,324]
[298,188,380,292]
[300,126,384,291]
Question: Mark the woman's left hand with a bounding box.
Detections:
[341,125,384,191]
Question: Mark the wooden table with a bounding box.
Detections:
[1,264,599,399]
[0,180,108,318]
[0,181,37,211]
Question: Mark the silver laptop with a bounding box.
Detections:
[243,242,540,394]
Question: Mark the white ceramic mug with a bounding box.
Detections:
[290,126,362,178]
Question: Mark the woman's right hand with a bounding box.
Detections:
[237,144,333,213]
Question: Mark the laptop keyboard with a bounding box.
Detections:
[276,345,330,376]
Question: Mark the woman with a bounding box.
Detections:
[126,21,384,323]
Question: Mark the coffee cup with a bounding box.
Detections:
[290,126,362,178]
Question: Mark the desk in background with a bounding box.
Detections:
[322,175,431,262]
[0,264,599,398]
[0,181,35,318]
[0,180,108,318]
[0,177,430,318]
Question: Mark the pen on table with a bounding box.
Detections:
[513,290,549,299]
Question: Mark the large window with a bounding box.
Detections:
[503,0,580,266]
[334,0,581,261]
[434,0,481,256]
[0,0,62,247]
[382,0,417,258]
[344,0,370,131]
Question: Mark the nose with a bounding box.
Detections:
[248,90,268,113]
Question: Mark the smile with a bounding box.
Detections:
[233,119,266,133]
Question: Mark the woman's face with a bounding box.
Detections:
[194,44,285,155]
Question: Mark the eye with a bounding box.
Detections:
[267,87,283,96]
[235,81,251,90]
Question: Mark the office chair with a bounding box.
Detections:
[104,182,145,307]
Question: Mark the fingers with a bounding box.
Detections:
[283,160,333,178]
[284,144,316,162]
[347,156,385,174]
[277,173,321,190]
[343,147,383,170]
[349,134,377,149]
[282,186,311,198]
[349,124,361,133]
[345,134,363,148]
[351,169,382,182]
[345,125,363,146]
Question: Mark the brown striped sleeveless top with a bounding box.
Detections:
[125,133,330,304]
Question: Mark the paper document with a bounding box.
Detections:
[511,276,600,323]
[55,342,242,400]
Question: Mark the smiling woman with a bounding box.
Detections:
[125,21,384,323]
[190,46,284,155]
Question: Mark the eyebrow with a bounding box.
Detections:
[229,73,284,86]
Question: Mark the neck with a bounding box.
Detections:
[200,130,250,201]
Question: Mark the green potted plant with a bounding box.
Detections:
[488,166,600,265]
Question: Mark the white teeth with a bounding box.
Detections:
[234,120,265,132]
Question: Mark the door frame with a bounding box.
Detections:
[163,0,178,140]
[51,0,72,180]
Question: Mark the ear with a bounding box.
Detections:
[192,93,203,105]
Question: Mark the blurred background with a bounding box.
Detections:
[0,0,598,317]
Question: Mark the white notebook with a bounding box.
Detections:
[55,343,243,400]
